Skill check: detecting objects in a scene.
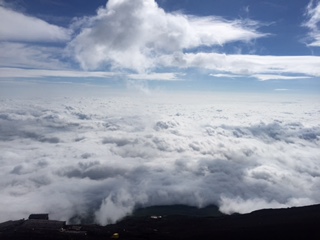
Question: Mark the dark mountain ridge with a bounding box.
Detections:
[1,204,319,239]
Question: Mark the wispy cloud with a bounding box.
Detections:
[210,73,312,81]
[304,0,320,47]
[210,73,243,78]
[274,88,289,91]
[127,73,182,81]
[0,43,68,70]
[0,6,70,42]
[0,67,183,82]
[0,68,116,79]
[252,74,312,81]
[164,53,320,78]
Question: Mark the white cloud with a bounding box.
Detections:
[0,68,184,83]
[127,73,182,81]
[210,73,312,81]
[219,196,314,214]
[0,67,116,79]
[210,73,243,78]
[0,6,70,42]
[0,43,68,70]
[251,74,312,81]
[304,0,320,47]
[68,0,265,72]
[162,53,320,77]
[209,73,311,81]
[0,93,319,224]
[274,89,289,91]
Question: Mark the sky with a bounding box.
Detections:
[0,0,320,93]
[0,0,320,225]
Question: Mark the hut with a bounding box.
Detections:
[28,214,49,220]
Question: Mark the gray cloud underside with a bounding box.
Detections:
[0,94,319,225]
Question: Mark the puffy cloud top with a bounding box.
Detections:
[69,0,265,72]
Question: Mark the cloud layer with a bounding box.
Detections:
[0,93,319,225]
[165,53,320,78]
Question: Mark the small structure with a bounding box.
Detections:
[28,214,49,220]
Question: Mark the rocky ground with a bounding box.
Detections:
[1,204,319,239]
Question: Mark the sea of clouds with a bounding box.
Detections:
[0,92,319,225]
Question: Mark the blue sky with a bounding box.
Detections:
[0,0,319,93]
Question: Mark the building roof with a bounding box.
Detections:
[28,214,49,220]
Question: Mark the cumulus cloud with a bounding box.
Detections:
[0,93,319,225]
[68,0,265,72]
[0,5,70,42]
[304,0,320,47]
